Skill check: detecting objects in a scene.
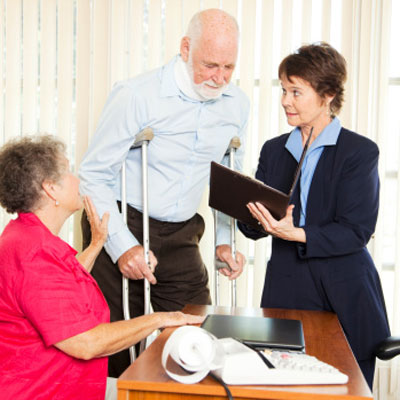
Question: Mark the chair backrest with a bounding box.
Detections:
[375,336,400,360]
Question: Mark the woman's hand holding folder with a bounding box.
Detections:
[247,202,306,243]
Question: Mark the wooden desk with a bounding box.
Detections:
[118,305,372,400]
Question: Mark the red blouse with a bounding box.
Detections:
[0,213,110,399]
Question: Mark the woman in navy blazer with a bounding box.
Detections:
[238,42,390,389]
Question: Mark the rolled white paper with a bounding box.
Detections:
[161,326,224,384]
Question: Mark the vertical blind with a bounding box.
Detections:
[0,0,398,397]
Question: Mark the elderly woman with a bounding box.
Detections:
[0,135,203,399]
[238,42,390,388]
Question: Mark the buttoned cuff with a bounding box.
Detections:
[105,229,140,263]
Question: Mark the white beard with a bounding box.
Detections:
[186,58,227,100]
[174,54,227,101]
[186,55,227,100]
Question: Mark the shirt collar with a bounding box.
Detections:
[17,212,78,256]
[160,57,181,98]
[159,55,236,100]
[285,117,342,161]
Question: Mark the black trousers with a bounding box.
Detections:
[81,205,211,377]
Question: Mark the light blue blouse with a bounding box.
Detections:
[285,117,341,226]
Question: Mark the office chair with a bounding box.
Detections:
[375,336,400,360]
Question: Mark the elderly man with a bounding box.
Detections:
[79,8,250,377]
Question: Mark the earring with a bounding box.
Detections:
[55,200,59,206]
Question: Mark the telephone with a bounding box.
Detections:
[212,338,348,385]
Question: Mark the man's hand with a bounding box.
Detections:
[215,244,246,280]
[118,245,158,284]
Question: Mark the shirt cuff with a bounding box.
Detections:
[105,229,140,263]
[215,212,231,246]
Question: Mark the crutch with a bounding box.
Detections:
[213,136,241,306]
[121,127,154,363]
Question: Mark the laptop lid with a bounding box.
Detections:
[201,314,305,351]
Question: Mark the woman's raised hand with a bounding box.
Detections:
[83,195,109,247]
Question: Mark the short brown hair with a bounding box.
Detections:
[278,42,347,115]
[0,135,66,214]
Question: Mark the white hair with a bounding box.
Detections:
[185,9,239,50]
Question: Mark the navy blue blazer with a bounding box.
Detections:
[238,128,390,362]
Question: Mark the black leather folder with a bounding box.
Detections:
[201,314,305,351]
[209,162,290,228]
[209,128,313,229]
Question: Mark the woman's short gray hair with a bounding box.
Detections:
[0,135,66,214]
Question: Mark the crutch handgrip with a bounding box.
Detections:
[215,258,232,272]
[227,136,241,151]
[132,127,154,148]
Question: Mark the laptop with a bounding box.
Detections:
[201,314,305,351]
[209,128,313,229]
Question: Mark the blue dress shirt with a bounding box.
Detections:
[79,56,250,262]
[285,117,341,226]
